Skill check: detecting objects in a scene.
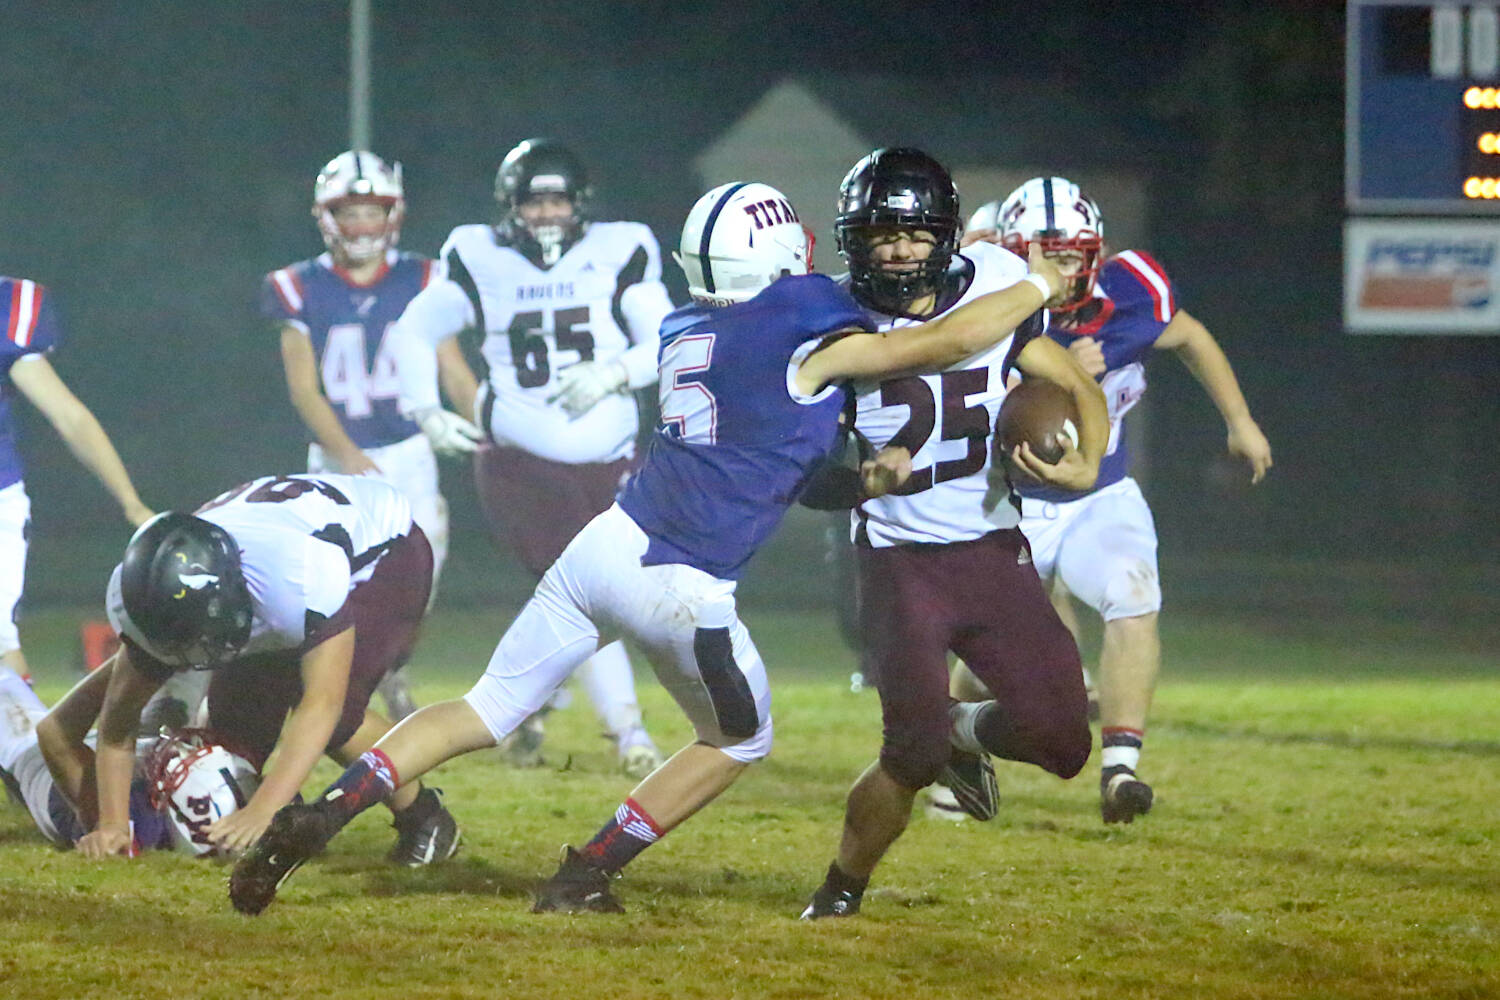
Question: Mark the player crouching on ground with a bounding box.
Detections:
[63,474,459,867]
[227,180,1070,917]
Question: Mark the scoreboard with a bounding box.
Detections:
[1348,0,1500,212]
[1346,1,1500,334]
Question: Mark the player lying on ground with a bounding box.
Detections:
[228,178,1075,916]
[66,474,459,867]
[2,667,257,854]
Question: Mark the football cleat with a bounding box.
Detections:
[499,712,548,768]
[936,748,999,821]
[376,668,419,722]
[532,846,625,914]
[922,783,970,822]
[1100,765,1154,825]
[800,884,863,920]
[228,802,339,915]
[617,726,663,781]
[388,787,461,867]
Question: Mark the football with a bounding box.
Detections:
[994,378,1081,470]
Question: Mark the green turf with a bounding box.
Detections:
[3,606,1496,999]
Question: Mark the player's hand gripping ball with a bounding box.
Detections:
[994,379,1081,478]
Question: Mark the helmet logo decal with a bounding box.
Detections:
[884,193,917,211]
[528,173,568,195]
[741,198,799,230]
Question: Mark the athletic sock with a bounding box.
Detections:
[948,701,986,754]
[1101,727,1144,773]
[822,860,869,896]
[578,797,662,873]
[320,748,399,824]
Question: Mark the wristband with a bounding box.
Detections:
[1022,272,1054,301]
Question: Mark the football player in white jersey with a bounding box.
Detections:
[1,276,154,688]
[801,149,1110,919]
[953,178,1273,824]
[69,474,459,867]
[261,150,467,723]
[382,138,669,778]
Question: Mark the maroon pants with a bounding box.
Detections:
[206,526,434,768]
[857,528,1090,790]
[474,444,634,577]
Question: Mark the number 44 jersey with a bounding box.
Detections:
[261,250,439,450]
[402,221,674,465]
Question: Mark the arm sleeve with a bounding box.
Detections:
[617,281,672,389]
[2,279,63,377]
[390,276,475,415]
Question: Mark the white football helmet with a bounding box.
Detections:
[673,181,813,305]
[145,728,261,857]
[967,199,1002,234]
[312,150,405,265]
[997,176,1104,312]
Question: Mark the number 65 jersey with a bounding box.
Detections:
[850,241,1045,547]
[398,221,674,464]
[107,474,417,667]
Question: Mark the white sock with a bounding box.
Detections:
[949,701,986,754]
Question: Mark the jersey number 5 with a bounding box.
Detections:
[659,333,717,443]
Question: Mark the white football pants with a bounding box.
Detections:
[464,504,773,763]
[1020,476,1162,621]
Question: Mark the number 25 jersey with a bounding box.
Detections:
[851,241,1043,547]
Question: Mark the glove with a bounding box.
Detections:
[549,360,628,418]
[414,407,483,455]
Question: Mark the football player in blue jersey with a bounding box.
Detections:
[1,275,154,687]
[228,179,1074,916]
[958,177,1273,824]
[262,151,473,722]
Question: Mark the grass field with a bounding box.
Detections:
[2,604,1497,1000]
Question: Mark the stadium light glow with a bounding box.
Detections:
[1463,86,1500,108]
[1463,176,1500,198]
[1480,133,1500,154]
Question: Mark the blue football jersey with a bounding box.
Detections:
[261,251,435,450]
[617,274,871,580]
[1021,250,1176,503]
[1,277,64,490]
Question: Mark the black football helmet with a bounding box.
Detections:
[494,138,591,265]
[835,148,962,314]
[118,513,252,670]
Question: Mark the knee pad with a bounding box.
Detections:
[1099,558,1161,621]
[879,737,949,791]
[716,715,773,764]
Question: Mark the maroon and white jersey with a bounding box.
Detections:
[851,241,1041,546]
[107,474,415,666]
[394,221,673,464]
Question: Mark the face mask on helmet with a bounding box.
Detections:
[117,513,253,670]
[145,728,261,856]
[672,181,813,305]
[494,139,590,266]
[835,148,962,316]
[997,176,1104,313]
[313,150,405,266]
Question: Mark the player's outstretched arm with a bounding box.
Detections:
[435,336,481,425]
[278,324,379,475]
[1011,336,1109,492]
[1154,309,1272,484]
[796,244,1064,394]
[208,627,354,853]
[35,658,118,824]
[9,356,153,527]
[77,645,164,858]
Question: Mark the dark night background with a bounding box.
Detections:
[1,2,1495,625]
